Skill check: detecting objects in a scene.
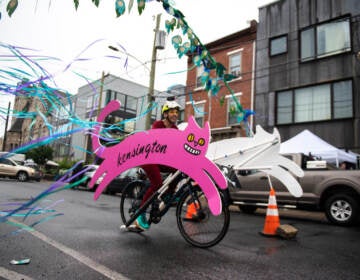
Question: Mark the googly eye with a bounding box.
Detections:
[187,133,195,142]
[198,138,205,146]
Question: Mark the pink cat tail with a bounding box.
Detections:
[92,100,121,158]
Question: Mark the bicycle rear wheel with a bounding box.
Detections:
[120,181,148,225]
[176,187,230,248]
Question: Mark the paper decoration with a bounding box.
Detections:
[89,100,227,215]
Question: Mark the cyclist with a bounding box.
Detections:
[134,97,182,231]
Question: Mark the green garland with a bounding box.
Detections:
[4,0,245,120]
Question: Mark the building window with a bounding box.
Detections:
[294,84,331,122]
[270,35,287,56]
[194,103,205,127]
[126,96,137,113]
[333,80,353,119]
[105,90,125,106]
[300,17,351,61]
[105,89,112,104]
[277,90,292,124]
[228,50,242,77]
[196,65,205,88]
[86,95,95,110]
[178,109,185,123]
[276,80,353,124]
[105,90,137,113]
[227,93,242,125]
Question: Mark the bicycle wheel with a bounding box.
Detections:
[176,187,230,248]
[120,181,148,225]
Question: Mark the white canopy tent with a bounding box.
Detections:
[279,129,357,166]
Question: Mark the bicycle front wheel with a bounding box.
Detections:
[120,181,148,225]
[176,187,230,248]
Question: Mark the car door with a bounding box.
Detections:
[0,158,16,177]
[231,169,298,205]
[296,170,319,205]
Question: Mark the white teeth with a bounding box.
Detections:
[184,143,200,155]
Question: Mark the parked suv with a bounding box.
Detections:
[226,153,360,226]
[0,157,37,182]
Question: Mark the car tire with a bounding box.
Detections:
[17,171,28,182]
[324,193,359,226]
[238,205,257,214]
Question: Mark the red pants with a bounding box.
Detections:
[141,164,177,206]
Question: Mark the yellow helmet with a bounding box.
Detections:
[162,100,181,114]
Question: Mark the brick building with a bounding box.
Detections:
[5,83,50,152]
[185,20,257,141]
[4,81,73,162]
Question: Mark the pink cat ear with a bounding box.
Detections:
[204,121,210,131]
[203,121,210,142]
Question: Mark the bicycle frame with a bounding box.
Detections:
[124,170,191,228]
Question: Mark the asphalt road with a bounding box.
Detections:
[0,179,359,279]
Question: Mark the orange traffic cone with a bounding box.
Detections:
[185,202,199,220]
[260,188,280,236]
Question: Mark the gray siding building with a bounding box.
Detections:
[255,0,360,153]
[72,74,162,162]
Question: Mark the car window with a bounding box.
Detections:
[118,169,131,178]
[118,168,138,178]
[0,158,13,165]
[127,168,138,177]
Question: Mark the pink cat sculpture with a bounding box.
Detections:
[89,100,227,215]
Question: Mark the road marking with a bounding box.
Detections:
[8,218,130,280]
[0,266,34,280]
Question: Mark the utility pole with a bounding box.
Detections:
[88,71,106,164]
[2,101,11,151]
[98,71,106,115]
[145,13,162,130]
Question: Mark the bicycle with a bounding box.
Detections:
[119,170,230,248]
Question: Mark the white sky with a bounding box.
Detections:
[0,0,274,136]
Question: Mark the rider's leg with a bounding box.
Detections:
[163,173,183,205]
[134,164,163,230]
[140,164,163,205]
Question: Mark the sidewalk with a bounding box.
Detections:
[229,205,327,223]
